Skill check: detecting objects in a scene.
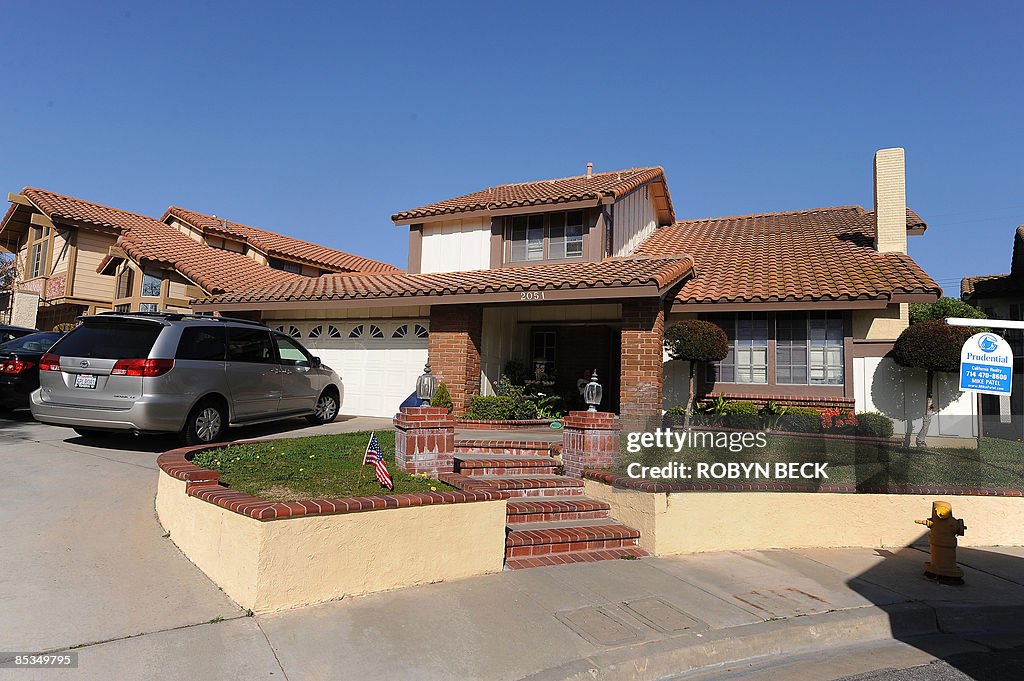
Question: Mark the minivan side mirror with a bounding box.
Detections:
[311,356,322,368]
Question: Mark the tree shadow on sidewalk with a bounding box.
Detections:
[844,539,1024,680]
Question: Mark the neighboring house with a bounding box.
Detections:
[0,188,397,330]
[961,226,1024,439]
[194,148,974,445]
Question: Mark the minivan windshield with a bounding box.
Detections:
[49,321,163,360]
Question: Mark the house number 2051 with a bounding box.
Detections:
[520,291,545,301]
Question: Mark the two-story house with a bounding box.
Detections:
[193,148,976,446]
[961,226,1024,439]
[0,188,396,330]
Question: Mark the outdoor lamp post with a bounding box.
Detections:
[416,363,438,406]
[584,370,602,412]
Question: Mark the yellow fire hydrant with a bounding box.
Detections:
[914,500,966,583]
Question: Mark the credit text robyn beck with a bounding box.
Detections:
[626,461,829,481]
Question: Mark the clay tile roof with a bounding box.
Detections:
[634,206,940,304]
[961,225,1024,298]
[18,188,308,295]
[22,187,160,232]
[198,256,694,306]
[391,166,673,222]
[164,206,397,274]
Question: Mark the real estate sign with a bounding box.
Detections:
[959,332,1013,396]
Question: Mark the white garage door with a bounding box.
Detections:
[272,320,429,418]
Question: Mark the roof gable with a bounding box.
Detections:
[391,166,675,224]
[163,206,397,274]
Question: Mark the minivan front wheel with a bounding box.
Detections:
[183,400,227,445]
[306,388,339,425]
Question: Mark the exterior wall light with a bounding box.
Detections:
[584,370,603,412]
[416,363,438,406]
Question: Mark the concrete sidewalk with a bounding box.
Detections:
[8,544,1024,681]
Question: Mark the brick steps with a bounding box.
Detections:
[506,496,611,524]
[473,475,585,497]
[504,547,648,570]
[505,519,643,559]
[454,440,561,458]
[454,454,559,477]
[445,435,647,571]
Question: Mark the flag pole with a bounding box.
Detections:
[357,433,373,489]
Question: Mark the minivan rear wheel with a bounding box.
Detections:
[182,400,227,445]
[306,388,339,425]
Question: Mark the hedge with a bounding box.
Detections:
[855,411,895,438]
[464,395,539,421]
[779,407,822,433]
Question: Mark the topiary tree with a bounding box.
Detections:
[664,320,729,430]
[892,319,974,447]
[432,381,453,413]
[910,297,986,325]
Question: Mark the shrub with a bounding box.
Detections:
[726,401,761,430]
[502,361,532,386]
[910,297,986,325]
[856,411,895,438]
[779,407,821,433]
[464,395,539,421]
[893,319,975,446]
[432,382,453,412]
[664,320,730,429]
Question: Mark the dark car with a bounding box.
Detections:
[0,331,63,410]
[0,324,37,345]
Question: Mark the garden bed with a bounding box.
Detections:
[191,431,455,501]
[155,433,509,611]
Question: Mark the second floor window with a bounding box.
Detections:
[508,211,584,263]
[27,225,50,278]
[115,267,134,299]
[141,273,163,297]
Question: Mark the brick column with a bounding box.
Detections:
[428,304,483,415]
[394,406,456,476]
[562,411,621,478]
[620,299,665,433]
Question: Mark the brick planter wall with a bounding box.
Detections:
[394,406,457,476]
[620,299,666,432]
[428,305,483,415]
[561,411,621,478]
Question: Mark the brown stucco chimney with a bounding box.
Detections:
[586,162,593,178]
[873,148,907,254]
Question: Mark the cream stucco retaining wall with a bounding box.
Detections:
[157,473,508,612]
[584,480,1024,555]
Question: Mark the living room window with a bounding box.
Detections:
[707,313,769,384]
[507,211,585,263]
[776,312,844,385]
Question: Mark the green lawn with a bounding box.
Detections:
[615,434,1024,489]
[191,431,453,501]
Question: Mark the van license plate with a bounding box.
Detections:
[74,374,98,389]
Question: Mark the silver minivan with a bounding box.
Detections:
[30,313,343,444]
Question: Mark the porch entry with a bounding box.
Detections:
[525,323,621,414]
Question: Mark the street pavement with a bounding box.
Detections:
[2,412,1023,680]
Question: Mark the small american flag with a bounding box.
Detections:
[364,433,394,490]
[363,433,382,465]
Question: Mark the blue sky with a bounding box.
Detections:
[2,1,1022,294]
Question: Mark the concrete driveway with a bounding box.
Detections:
[0,410,391,680]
